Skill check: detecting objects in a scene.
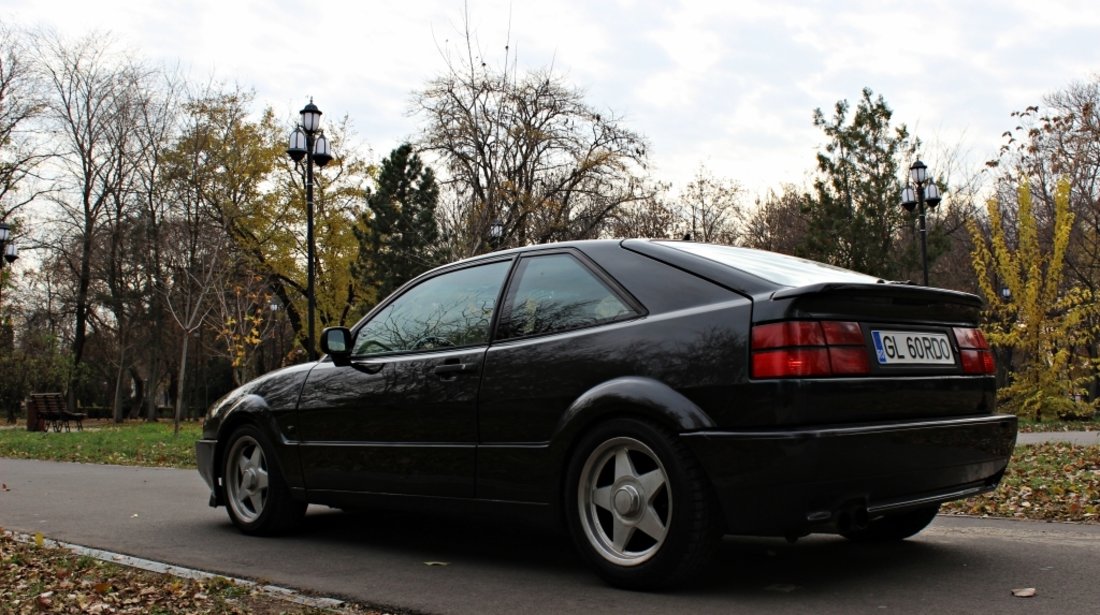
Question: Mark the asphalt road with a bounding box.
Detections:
[3,457,1100,615]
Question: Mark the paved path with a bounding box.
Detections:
[1016,430,1100,445]
[3,457,1100,614]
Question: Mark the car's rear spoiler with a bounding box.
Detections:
[771,282,984,307]
[760,283,985,325]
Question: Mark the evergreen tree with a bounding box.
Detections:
[800,88,921,279]
[353,144,442,305]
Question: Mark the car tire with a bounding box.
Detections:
[839,504,940,543]
[222,424,306,535]
[565,418,721,590]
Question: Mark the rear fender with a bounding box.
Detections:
[543,377,715,523]
[550,376,715,467]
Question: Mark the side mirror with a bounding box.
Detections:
[320,327,353,366]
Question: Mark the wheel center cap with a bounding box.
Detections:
[613,485,642,516]
[242,469,257,490]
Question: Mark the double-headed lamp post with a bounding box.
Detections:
[0,222,18,270]
[900,160,942,286]
[286,99,333,360]
[0,222,17,309]
[490,219,504,250]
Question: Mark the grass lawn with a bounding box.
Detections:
[0,420,200,468]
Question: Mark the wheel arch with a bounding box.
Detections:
[210,394,287,506]
[546,376,716,523]
[552,376,715,443]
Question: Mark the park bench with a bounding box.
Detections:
[26,393,86,432]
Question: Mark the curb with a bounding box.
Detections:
[4,529,349,611]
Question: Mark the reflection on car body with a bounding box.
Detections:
[196,239,1016,589]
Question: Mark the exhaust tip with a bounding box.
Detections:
[838,504,870,532]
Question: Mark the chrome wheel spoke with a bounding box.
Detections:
[637,468,665,498]
[636,505,667,542]
[236,452,252,475]
[593,484,614,511]
[613,448,636,481]
[247,446,263,472]
[247,490,264,514]
[612,517,634,552]
[255,467,269,491]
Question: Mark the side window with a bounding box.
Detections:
[498,253,637,339]
[353,261,510,355]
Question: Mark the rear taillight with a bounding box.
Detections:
[954,327,996,375]
[751,320,870,378]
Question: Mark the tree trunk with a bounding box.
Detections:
[174,335,189,435]
[111,346,127,423]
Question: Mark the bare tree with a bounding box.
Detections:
[678,166,744,244]
[163,222,221,434]
[415,19,652,256]
[0,24,50,223]
[741,185,810,254]
[36,30,142,413]
[604,183,678,239]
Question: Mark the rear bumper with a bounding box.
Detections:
[195,439,220,507]
[682,414,1017,535]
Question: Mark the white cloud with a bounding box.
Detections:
[4,0,1100,195]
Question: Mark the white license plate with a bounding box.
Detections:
[871,330,955,366]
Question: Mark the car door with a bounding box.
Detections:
[296,259,512,499]
[477,250,644,501]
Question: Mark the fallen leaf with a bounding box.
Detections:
[1012,587,1037,598]
[424,561,450,567]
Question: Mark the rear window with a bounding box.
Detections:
[657,242,882,287]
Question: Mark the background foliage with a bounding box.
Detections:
[1,22,1100,423]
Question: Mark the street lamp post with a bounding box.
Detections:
[900,160,942,286]
[0,222,18,270]
[0,222,17,310]
[286,99,333,360]
[490,219,504,250]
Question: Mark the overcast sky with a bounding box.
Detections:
[4,0,1099,196]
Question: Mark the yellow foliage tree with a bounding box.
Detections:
[969,178,1096,420]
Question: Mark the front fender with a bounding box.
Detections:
[205,386,308,504]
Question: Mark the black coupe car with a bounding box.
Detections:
[196,239,1016,589]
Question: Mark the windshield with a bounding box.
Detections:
[657,242,883,287]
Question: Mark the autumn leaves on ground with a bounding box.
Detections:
[0,531,379,615]
[941,441,1100,522]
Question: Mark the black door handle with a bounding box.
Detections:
[433,362,476,377]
